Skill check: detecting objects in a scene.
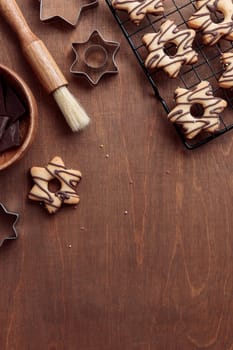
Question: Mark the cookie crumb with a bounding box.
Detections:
[124,210,128,215]
[80,226,85,231]
[99,144,104,149]
[105,154,110,159]
[68,244,72,248]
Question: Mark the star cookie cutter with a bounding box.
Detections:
[0,203,19,247]
[70,30,120,86]
[39,0,99,27]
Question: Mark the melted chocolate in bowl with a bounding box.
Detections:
[0,65,37,171]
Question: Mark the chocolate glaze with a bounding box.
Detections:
[168,81,227,139]
[219,52,233,88]
[50,161,81,201]
[112,0,164,25]
[143,20,197,78]
[29,159,82,212]
[29,175,55,205]
[188,0,233,45]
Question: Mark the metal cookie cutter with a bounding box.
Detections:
[70,30,120,86]
[0,203,19,247]
[39,0,99,27]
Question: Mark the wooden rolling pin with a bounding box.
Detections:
[0,0,90,131]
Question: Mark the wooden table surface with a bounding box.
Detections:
[0,1,233,349]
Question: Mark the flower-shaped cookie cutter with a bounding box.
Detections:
[39,0,99,27]
[0,202,19,247]
[70,30,120,86]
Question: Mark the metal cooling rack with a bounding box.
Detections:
[105,0,233,149]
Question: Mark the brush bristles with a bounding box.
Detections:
[53,86,90,132]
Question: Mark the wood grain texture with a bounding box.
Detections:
[0,0,233,349]
[0,0,68,93]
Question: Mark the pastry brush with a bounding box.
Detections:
[0,0,90,132]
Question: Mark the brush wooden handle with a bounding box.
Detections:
[0,0,68,94]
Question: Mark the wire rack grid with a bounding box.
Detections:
[105,0,233,149]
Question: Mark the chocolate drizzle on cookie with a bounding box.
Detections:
[112,0,164,25]
[50,161,81,188]
[188,0,233,45]
[29,174,55,204]
[142,20,198,78]
[168,81,227,139]
[28,156,82,214]
[219,52,233,88]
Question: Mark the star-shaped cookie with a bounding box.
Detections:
[70,30,120,85]
[188,0,233,45]
[168,81,227,139]
[39,0,98,27]
[218,52,233,89]
[28,156,82,214]
[112,0,164,25]
[142,20,198,78]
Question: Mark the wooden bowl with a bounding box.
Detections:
[0,64,38,171]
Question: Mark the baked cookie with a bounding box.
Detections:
[28,156,82,214]
[168,81,227,139]
[112,0,164,25]
[188,0,233,45]
[218,52,233,88]
[142,20,198,78]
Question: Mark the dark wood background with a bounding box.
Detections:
[0,0,233,349]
